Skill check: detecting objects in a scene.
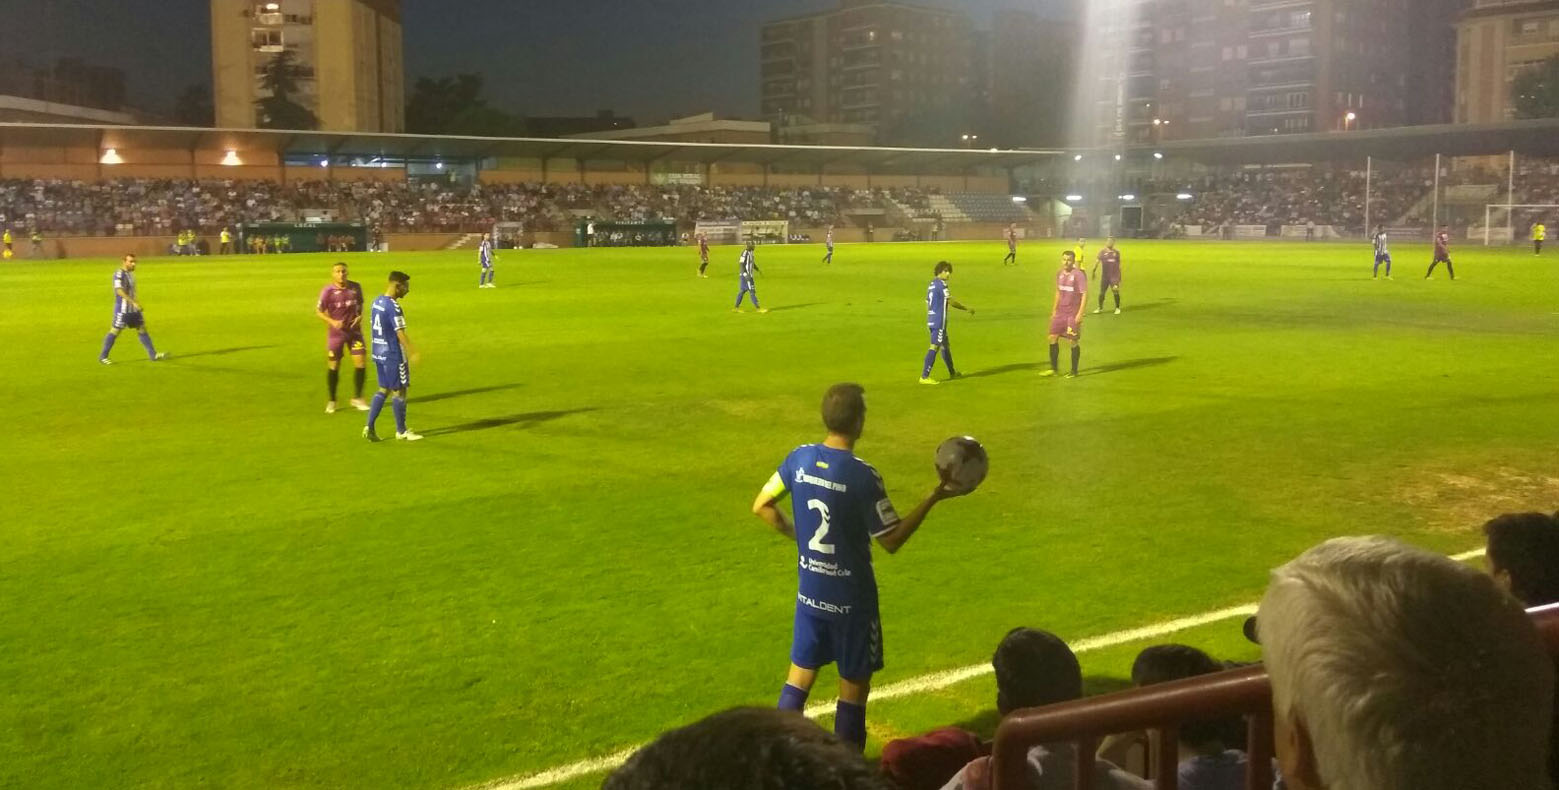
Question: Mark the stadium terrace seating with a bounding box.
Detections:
[946,193,1031,223]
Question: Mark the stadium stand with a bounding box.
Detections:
[946,193,1032,224]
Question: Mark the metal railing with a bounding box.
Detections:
[992,604,1559,790]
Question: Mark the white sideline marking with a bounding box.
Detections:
[473,546,1488,790]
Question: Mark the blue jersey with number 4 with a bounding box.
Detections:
[777,444,899,620]
[369,295,405,362]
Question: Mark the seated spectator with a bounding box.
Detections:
[1481,511,1559,786]
[1258,536,1553,790]
[1097,645,1246,790]
[602,706,891,790]
[923,627,1150,790]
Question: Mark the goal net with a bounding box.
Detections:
[1482,204,1559,245]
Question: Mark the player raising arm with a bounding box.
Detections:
[751,383,965,751]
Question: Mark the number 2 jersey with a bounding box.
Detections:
[774,444,900,620]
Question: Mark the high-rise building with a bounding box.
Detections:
[1081,0,1453,146]
[760,0,974,145]
[211,0,404,132]
[1456,0,1559,124]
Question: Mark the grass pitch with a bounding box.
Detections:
[5,239,1557,789]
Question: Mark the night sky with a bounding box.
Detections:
[0,0,1066,121]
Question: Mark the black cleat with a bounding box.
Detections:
[363,427,381,443]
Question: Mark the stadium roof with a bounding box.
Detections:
[0,122,1065,172]
[1129,119,1559,165]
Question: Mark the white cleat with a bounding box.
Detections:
[1093,308,1102,314]
[152,352,168,360]
[99,358,112,365]
[1113,308,1121,315]
[349,398,370,411]
[325,401,337,414]
[396,430,424,442]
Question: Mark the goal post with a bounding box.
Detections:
[1483,204,1559,246]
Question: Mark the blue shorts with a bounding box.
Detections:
[791,603,884,680]
[112,310,145,330]
[1375,253,1391,264]
[374,357,409,390]
[928,325,947,347]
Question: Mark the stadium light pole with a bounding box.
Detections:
[1343,111,1357,132]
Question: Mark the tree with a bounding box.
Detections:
[406,73,524,136]
[1512,55,1559,120]
[254,49,318,130]
[173,84,213,127]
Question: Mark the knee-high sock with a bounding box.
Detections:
[1373,258,1382,277]
[392,396,407,434]
[835,700,867,750]
[698,261,707,274]
[778,683,809,712]
[327,368,340,399]
[1071,345,1081,375]
[99,332,117,360]
[1446,260,1455,278]
[487,268,494,285]
[1113,290,1121,308]
[1426,261,1438,276]
[353,367,365,398]
[1049,342,1060,372]
[922,347,939,378]
[735,288,746,308]
[138,333,158,359]
[750,290,761,308]
[1098,288,1107,309]
[366,392,387,430]
[940,343,955,375]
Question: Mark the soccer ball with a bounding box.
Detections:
[935,436,988,495]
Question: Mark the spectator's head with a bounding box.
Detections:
[603,707,890,790]
[992,627,1081,716]
[1258,536,1553,790]
[1131,645,1244,754]
[821,383,866,440]
[934,261,953,280]
[1483,511,1559,605]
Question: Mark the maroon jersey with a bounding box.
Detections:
[1006,229,1017,250]
[317,281,364,328]
[1055,268,1087,314]
[1434,232,1450,257]
[1097,248,1121,274]
[699,237,709,259]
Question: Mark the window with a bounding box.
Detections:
[1517,18,1542,35]
[1289,37,1309,56]
[251,28,283,51]
[1237,44,1247,58]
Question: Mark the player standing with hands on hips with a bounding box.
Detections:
[751,383,967,750]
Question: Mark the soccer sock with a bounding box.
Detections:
[1385,260,1391,276]
[1373,259,1381,277]
[735,290,745,308]
[327,368,340,400]
[1049,342,1060,372]
[392,396,407,434]
[1114,291,1121,309]
[751,292,761,309]
[1071,345,1081,375]
[488,269,494,285]
[941,344,955,375]
[353,367,366,398]
[367,392,386,431]
[834,700,867,750]
[1098,290,1106,310]
[922,347,939,378]
[138,333,158,360]
[99,332,117,360]
[1446,261,1455,278]
[778,683,810,712]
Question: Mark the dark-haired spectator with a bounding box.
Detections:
[603,707,892,790]
[1482,511,1559,787]
[1097,645,1246,790]
[923,628,1150,790]
[1259,536,1553,790]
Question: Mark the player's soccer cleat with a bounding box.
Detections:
[757,308,769,314]
[325,401,337,414]
[1093,308,1103,314]
[99,358,112,365]
[363,427,381,442]
[1039,369,1056,378]
[396,430,424,442]
[1113,308,1121,315]
[918,377,938,385]
[1064,372,1077,379]
[153,352,168,360]
[350,398,370,411]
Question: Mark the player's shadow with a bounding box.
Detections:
[961,362,1046,379]
[767,302,823,312]
[422,407,596,437]
[1085,356,1178,376]
[1123,298,1177,312]
[174,344,278,359]
[413,383,524,404]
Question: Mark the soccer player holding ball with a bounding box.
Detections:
[751,383,967,750]
[1043,250,1087,378]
